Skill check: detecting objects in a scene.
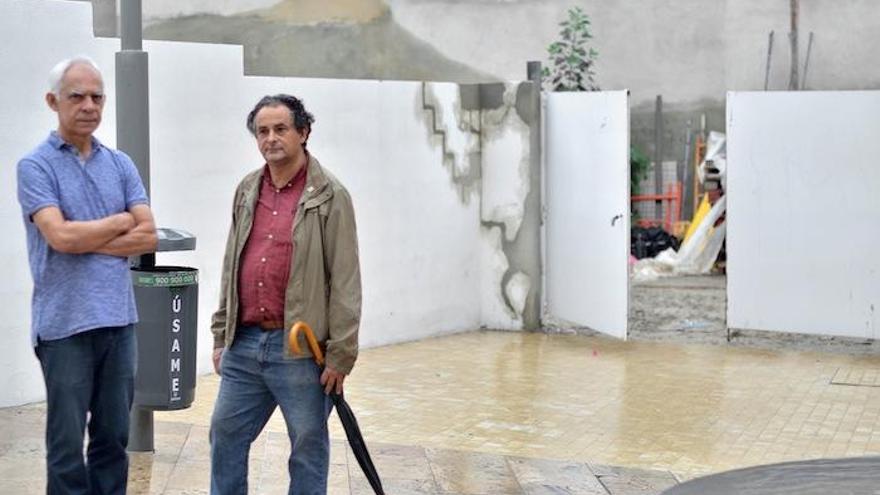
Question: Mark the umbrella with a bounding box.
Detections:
[290,322,385,495]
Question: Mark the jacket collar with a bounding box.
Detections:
[300,154,332,207]
[240,154,332,208]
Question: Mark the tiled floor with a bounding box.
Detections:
[2,329,879,494]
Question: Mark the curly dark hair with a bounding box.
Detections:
[246,94,315,147]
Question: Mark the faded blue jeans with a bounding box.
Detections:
[35,325,136,495]
[210,325,332,495]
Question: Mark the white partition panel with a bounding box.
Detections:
[545,91,630,339]
[727,91,880,339]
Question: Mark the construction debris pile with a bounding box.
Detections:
[631,131,727,282]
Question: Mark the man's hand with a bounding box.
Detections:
[94,204,157,257]
[320,366,346,395]
[213,348,224,375]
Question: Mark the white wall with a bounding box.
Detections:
[0,0,123,408]
[0,0,517,407]
[727,91,880,339]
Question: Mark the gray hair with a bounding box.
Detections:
[48,56,102,95]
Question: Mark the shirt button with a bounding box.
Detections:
[276,189,281,193]
[258,282,263,287]
[260,257,266,263]
[272,211,278,216]
[260,307,265,312]
[268,234,274,240]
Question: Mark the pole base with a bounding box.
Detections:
[128,407,154,452]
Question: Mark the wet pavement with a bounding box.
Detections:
[0,401,678,494]
[2,274,879,493]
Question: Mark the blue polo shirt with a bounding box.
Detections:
[17,132,149,346]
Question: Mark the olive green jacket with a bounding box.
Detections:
[211,155,361,374]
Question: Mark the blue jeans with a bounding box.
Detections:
[210,326,332,495]
[35,325,136,495]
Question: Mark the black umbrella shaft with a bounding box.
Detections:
[332,392,385,495]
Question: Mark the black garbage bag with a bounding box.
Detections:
[631,226,680,259]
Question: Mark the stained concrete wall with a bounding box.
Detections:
[0,0,538,407]
[71,0,280,25]
[421,81,541,330]
[476,83,540,330]
[141,0,278,18]
[389,0,880,100]
[90,0,880,97]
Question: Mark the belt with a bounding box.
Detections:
[245,320,284,331]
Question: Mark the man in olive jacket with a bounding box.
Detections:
[209,94,361,495]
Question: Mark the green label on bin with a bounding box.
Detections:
[133,271,198,287]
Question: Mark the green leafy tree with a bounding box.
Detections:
[542,7,599,91]
[630,146,650,196]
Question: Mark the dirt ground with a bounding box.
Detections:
[627,274,879,356]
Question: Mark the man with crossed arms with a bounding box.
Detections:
[17,55,157,494]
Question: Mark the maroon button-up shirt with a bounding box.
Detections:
[238,164,308,326]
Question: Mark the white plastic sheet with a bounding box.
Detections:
[631,196,727,280]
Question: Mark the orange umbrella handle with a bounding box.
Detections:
[289,321,325,367]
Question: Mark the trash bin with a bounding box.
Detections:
[131,265,198,409]
[128,228,197,452]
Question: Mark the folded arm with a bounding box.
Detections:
[33,204,157,256]
[94,204,158,257]
[33,206,136,254]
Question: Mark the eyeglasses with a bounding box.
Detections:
[66,91,105,105]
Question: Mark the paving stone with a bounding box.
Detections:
[426,447,522,494]
[507,456,607,495]
[590,464,677,495]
